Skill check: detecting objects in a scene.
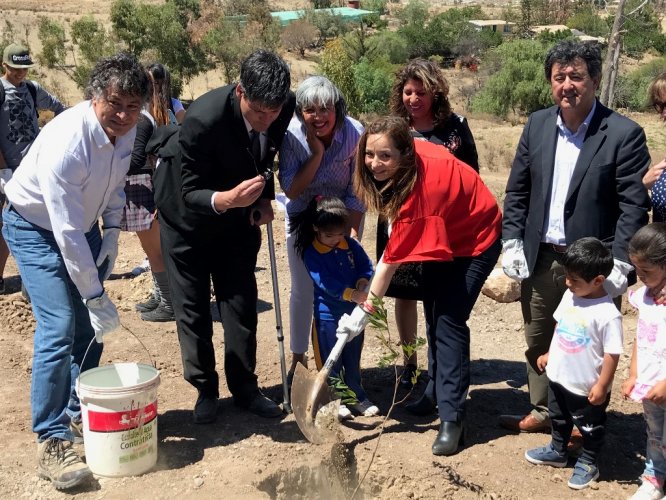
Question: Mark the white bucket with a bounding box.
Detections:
[76,362,161,477]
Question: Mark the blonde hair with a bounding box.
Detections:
[354,116,417,221]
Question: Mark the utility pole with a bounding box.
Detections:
[600,0,626,107]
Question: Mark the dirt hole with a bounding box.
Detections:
[257,443,366,499]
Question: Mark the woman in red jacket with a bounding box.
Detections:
[338,116,502,456]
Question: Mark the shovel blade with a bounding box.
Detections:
[291,363,342,444]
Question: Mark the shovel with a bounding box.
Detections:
[292,332,349,444]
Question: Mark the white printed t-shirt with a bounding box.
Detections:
[547,289,624,396]
[628,286,666,401]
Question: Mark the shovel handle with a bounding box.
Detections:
[320,332,349,377]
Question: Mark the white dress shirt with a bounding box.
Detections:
[543,102,596,245]
[5,100,135,300]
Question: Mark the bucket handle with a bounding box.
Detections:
[79,321,157,374]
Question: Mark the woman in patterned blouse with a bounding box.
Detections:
[278,76,366,382]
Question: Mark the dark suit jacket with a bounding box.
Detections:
[503,101,650,273]
[153,84,295,236]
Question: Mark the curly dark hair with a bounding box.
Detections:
[389,59,451,128]
[544,40,602,81]
[85,52,149,102]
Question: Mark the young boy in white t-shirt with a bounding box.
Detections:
[524,237,624,491]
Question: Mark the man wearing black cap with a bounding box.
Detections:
[0,43,65,293]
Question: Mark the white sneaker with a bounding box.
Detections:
[350,399,380,417]
[630,480,664,500]
[338,404,353,421]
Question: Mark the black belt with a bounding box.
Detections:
[541,242,568,254]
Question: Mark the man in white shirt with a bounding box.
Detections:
[500,40,650,433]
[2,53,148,490]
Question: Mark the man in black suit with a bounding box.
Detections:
[500,40,650,432]
[156,50,295,423]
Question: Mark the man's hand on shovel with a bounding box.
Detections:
[336,300,375,341]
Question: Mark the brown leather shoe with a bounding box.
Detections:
[499,414,551,433]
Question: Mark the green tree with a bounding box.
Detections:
[110,0,149,54]
[366,30,408,64]
[515,0,533,38]
[610,0,666,57]
[566,6,608,38]
[37,17,78,84]
[361,0,388,15]
[248,4,282,51]
[396,0,431,58]
[71,17,117,89]
[38,16,118,90]
[471,39,552,118]
[311,0,332,7]
[300,9,351,47]
[319,38,361,115]
[110,0,209,83]
[398,4,498,60]
[223,0,266,15]
[202,18,254,84]
[341,19,377,60]
[281,19,318,58]
[353,56,394,114]
[536,29,573,45]
[615,57,666,110]
[437,5,485,23]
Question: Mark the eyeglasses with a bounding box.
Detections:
[654,102,666,113]
[302,106,332,117]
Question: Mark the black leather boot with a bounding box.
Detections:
[432,419,465,456]
[405,393,437,416]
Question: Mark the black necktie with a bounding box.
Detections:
[250,129,261,162]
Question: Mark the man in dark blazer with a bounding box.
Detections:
[500,40,650,432]
[155,50,296,423]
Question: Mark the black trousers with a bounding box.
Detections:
[549,381,610,464]
[421,237,501,422]
[160,217,262,406]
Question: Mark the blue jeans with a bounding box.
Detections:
[2,205,104,442]
[643,400,666,484]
